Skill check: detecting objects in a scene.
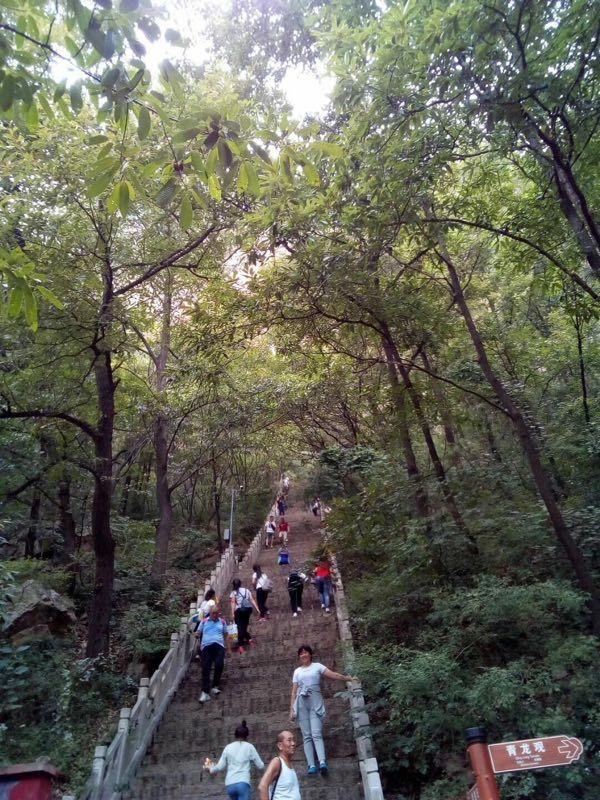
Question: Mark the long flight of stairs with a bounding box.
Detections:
[125,496,363,800]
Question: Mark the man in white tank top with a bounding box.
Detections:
[258,730,301,800]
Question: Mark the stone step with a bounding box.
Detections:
[126,781,363,800]
[125,502,362,800]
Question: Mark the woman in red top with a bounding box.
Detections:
[278,516,290,545]
[314,558,332,613]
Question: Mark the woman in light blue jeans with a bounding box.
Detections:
[289,645,356,776]
[205,720,265,799]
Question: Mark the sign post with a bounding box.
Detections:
[488,735,583,773]
[465,728,500,800]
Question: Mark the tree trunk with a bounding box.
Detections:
[86,237,117,658]
[421,347,461,466]
[441,248,600,634]
[382,326,478,554]
[120,474,131,516]
[574,315,591,424]
[151,273,174,584]
[58,476,77,559]
[25,489,41,557]
[188,471,199,524]
[86,349,116,657]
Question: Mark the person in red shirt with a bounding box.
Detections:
[314,557,332,613]
[278,516,290,545]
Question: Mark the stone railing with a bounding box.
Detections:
[332,557,385,800]
[71,532,253,800]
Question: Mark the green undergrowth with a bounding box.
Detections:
[318,451,600,800]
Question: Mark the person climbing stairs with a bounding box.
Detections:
[124,494,363,800]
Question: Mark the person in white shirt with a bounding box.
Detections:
[289,645,356,776]
[230,578,260,653]
[258,730,301,800]
[252,564,273,621]
[264,515,277,549]
[204,719,265,800]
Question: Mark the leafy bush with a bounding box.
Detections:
[120,603,183,661]
[0,638,136,795]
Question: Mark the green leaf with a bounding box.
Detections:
[142,159,164,178]
[190,152,208,181]
[208,175,221,202]
[156,178,177,208]
[204,130,220,150]
[37,93,54,120]
[173,127,202,143]
[7,286,23,318]
[138,17,160,41]
[238,162,249,193]
[250,142,271,164]
[180,192,193,230]
[217,138,233,169]
[88,172,114,198]
[120,0,139,10]
[245,162,260,196]
[88,134,109,144]
[303,161,320,186]
[25,101,39,132]
[23,287,38,331]
[53,81,67,102]
[101,67,121,88]
[313,141,345,159]
[107,181,121,214]
[206,146,219,176]
[69,83,83,114]
[118,180,131,216]
[64,35,80,57]
[36,285,65,309]
[137,107,151,140]
[165,28,183,46]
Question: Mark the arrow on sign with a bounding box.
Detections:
[558,738,583,762]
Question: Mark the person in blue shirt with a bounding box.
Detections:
[197,605,231,703]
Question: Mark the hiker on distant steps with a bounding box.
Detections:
[204,718,265,800]
[197,605,231,704]
[252,563,273,621]
[258,730,301,800]
[264,515,277,549]
[290,645,356,776]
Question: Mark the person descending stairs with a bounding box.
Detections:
[124,491,363,800]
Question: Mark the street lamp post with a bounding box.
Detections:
[228,485,244,551]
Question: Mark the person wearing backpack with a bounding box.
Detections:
[313,557,333,613]
[287,570,306,618]
[258,730,301,800]
[230,578,260,653]
[204,719,265,800]
[197,605,232,703]
[252,564,273,621]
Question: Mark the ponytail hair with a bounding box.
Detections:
[252,564,262,577]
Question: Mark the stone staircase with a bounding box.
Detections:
[124,497,363,800]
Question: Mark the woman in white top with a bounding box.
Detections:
[258,730,301,800]
[289,644,356,776]
[205,719,265,800]
[252,564,272,621]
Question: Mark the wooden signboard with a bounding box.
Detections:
[488,736,583,774]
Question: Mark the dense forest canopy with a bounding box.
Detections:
[0,0,599,798]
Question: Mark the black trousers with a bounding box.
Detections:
[289,585,304,612]
[201,643,225,693]
[256,588,270,618]
[234,607,252,645]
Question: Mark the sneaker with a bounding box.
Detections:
[211,687,221,695]
[259,617,267,623]
[293,612,298,618]
[319,762,328,775]
[321,603,325,609]
[198,692,211,703]
[307,766,318,775]
[325,608,331,614]
[297,607,302,613]
[238,646,245,654]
